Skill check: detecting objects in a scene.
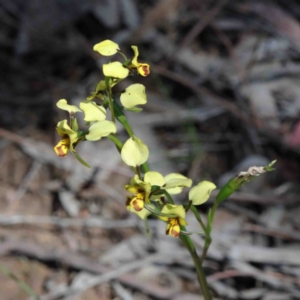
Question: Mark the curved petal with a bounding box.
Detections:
[189,181,216,205]
[125,184,141,194]
[144,171,165,186]
[137,64,150,77]
[120,84,147,109]
[56,120,76,137]
[85,120,117,141]
[93,40,120,56]
[161,204,186,220]
[121,136,149,167]
[131,45,139,66]
[164,173,192,194]
[80,101,106,122]
[103,62,129,79]
[56,99,82,114]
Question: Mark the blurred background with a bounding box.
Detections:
[1,0,300,299]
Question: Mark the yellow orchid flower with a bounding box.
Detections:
[129,46,150,77]
[54,120,90,168]
[126,197,152,219]
[54,120,80,157]
[125,175,152,212]
[160,204,187,238]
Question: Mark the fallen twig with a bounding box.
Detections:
[0,215,138,229]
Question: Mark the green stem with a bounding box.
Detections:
[185,200,193,213]
[108,90,115,123]
[190,205,208,234]
[113,101,150,173]
[207,201,218,232]
[107,134,123,152]
[118,51,128,61]
[200,235,212,263]
[179,234,212,300]
[201,201,219,262]
[105,77,115,123]
[113,101,134,137]
[141,162,149,173]
[136,166,142,180]
[162,190,174,204]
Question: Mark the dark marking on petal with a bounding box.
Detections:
[132,199,143,211]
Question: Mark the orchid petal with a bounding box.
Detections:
[103,62,129,79]
[80,101,106,122]
[121,136,149,167]
[120,84,147,109]
[189,181,216,205]
[56,99,82,114]
[85,120,117,141]
[93,40,120,56]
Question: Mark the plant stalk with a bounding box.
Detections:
[179,235,212,300]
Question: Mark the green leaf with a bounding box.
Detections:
[190,205,207,232]
[124,107,143,112]
[216,160,277,204]
[73,152,91,168]
[151,185,161,192]
[264,160,277,171]
[207,208,213,226]
[180,229,204,236]
[95,80,106,92]
[216,177,237,204]
[144,219,151,238]
[0,264,38,298]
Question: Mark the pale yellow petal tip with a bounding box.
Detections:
[93,40,120,56]
[103,62,129,79]
[189,181,217,205]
